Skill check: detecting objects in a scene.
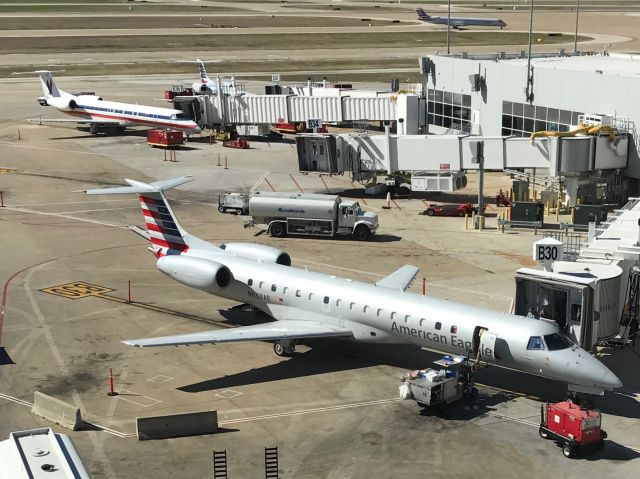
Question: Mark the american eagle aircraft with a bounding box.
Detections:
[84,177,622,395]
[34,71,200,134]
[416,8,506,29]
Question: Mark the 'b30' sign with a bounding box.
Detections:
[533,238,563,263]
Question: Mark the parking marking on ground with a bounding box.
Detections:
[117,388,162,407]
[216,389,243,400]
[147,375,174,384]
[40,281,114,300]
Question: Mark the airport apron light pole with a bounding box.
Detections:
[573,0,581,53]
[447,0,452,55]
[525,0,535,103]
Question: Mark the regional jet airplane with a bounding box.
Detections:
[84,177,621,395]
[416,8,506,29]
[34,71,200,134]
[178,59,245,96]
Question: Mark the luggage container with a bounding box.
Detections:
[147,129,184,148]
[218,193,249,215]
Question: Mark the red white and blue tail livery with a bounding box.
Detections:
[416,8,506,29]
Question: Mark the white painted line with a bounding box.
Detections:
[146,375,174,384]
[4,205,129,229]
[117,388,162,407]
[215,389,243,400]
[219,398,401,425]
[0,392,33,408]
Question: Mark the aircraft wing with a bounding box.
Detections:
[123,320,353,347]
[375,265,420,291]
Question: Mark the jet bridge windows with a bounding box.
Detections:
[527,336,545,350]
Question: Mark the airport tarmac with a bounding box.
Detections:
[1,74,639,477]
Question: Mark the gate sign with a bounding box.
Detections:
[439,163,450,170]
[306,118,322,131]
[271,73,281,83]
[170,84,184,93]
[533,238,563,271]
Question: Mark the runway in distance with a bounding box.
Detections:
[33,71,201,134]
[416,8,507,29]
[84,177,622,395]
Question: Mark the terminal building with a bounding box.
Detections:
[419,51,640,198]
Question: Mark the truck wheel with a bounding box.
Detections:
[539,428,549,439]
[562,444,573,458]
[271,223,286,237]
[427,209,435,216]
[457,211,465,217]
[218,206,224,213]
[354,225,372,241]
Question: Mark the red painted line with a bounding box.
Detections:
[264,178,276,192]
[361,198,368,206]
[421,200,430,208]
[391,199,402,210]
[289,174,304,193]
[0,259,54,346]
[320,176,329,193]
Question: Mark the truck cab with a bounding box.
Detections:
[337,200,378,240]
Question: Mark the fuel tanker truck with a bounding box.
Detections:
[245,192,378,240]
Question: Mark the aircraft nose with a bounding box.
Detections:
[586,355,623,389]
[603,369,623,389]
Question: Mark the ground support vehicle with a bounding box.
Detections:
[147,129,184,148]
[539,400,606,458]
[223,138,250,149]
[421,203,485,217]
[248,192,378,240]
[399,356,477,408]
[218,193,249,215]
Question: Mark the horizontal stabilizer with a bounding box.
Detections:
[123,320,353,347]
[83,176,193,195]
[375,265,420,291]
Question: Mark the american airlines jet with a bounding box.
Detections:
[84,177,621,395]
[416,8,506,29]
[35,71,200,134]
[177,59,245,97]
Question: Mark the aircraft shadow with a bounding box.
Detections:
[417,390,518,421]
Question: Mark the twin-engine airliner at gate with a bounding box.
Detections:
[84,177,622,394]
[34,71,200,134]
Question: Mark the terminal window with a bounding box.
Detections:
[427,89,472,132]
[502,101,582,137]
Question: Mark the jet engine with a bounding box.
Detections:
[219,243,291,266]
[157,255,232,292]
[192,82,212,95]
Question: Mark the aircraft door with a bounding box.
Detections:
[472,327,497,363]
[479,331,497,364]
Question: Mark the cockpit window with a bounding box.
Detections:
[527,336,545,350]
[544,333,573,351]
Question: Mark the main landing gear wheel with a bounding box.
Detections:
[273,342,295,357]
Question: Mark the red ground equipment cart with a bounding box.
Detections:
[223,138,250,149]
[147,129,184,148]
[539,400,606,458]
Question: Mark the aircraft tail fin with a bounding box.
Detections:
[416,8,431,20]
[35,70,61,98]
[196,59,209,83]
[83,176,195,256]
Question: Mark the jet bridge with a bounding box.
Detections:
[514,197,640,350]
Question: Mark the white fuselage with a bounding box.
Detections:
[49,93,200,131]
[173,244,621,391]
